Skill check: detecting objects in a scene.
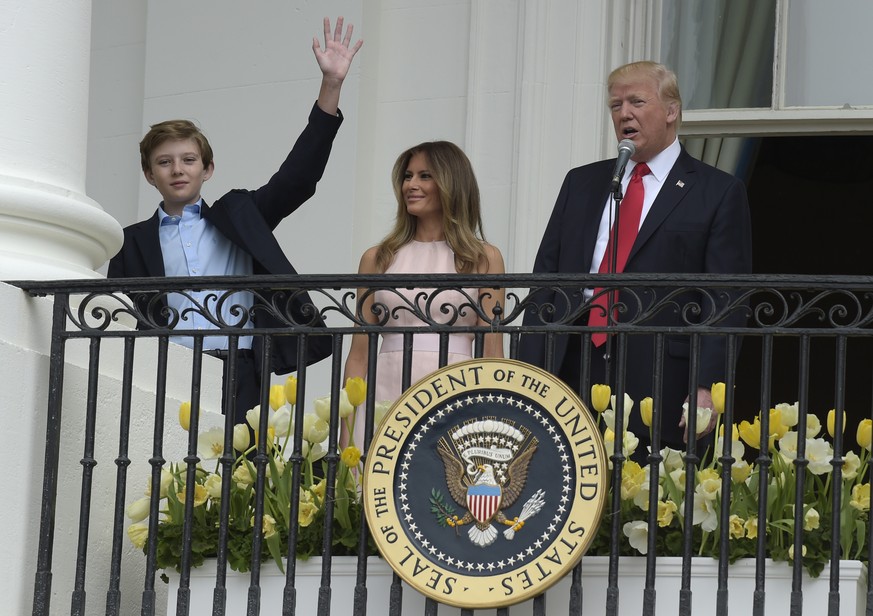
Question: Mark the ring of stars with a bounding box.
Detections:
[396,393,573,574]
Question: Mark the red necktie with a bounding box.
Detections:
[589,163,650,347]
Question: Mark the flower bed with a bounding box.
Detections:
[126,377,383,571]
[586,383,871,578]
[127,375,871,601]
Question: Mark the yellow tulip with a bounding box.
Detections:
[731,460,752,483]
[284,375,298,406]
[232,424,251,452]
[850,483,870,512]
[178,401,192,431]
[311,478,327,501]
[232,465,254,489]
[657,500,678,527]
[341,445,362,468]
[769,408,788,440]
[269,384,286,411]
[804,507,820,531]
[298,500,319,527]
[620,461,646,500]
[827,409,846,437]
[125,497,150,523]
[744,517,758,539]
[857,419,872,451]
[345,377,367,407]
[591,384,611,413]
[711,382,726,414]
[728,515,745,539]
[177,483,208,507]
[738,419,761,449]
[204,474,222,499]
[252,514,278,539]
[639,397,653,427]
[145,468,174,499]
[127,522,148,549]
[807,413,822,437]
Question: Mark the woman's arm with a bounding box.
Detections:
[343,247,381,382]
[479,243,505,358]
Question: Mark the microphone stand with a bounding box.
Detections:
[603,182,625,381]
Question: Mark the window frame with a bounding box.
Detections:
[651,0,873,139]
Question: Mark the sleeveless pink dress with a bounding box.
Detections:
[372,240,478,403]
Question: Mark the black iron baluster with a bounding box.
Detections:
[105,338,136,616]
[752,334,774,616]
[283,333,310,616]
[828,336,848,616]
[212,335,241,616]
[605,331,630,616]
[715,334,739,616]
[141,336,169,616]
[643,333,666,616]
[789,334,811,616]
[316,335,345,615]
[71,337,103,616]
[353,332,380,616]
[177,336,207,616]
[247,335,274,615]
[678,333,702,616]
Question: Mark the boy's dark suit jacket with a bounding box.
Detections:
[519,147,752,446]
[108,103,341,375]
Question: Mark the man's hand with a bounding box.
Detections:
[312,16,363,114]
[678,386,717,443]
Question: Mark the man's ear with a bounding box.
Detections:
[666,101,680,124]
[202,162,215,181]
[143,169,156,186]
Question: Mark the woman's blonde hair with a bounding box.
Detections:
[374,141,489,274]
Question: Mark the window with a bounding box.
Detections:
[658,0,873,143]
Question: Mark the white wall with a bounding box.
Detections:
[87,0,631,278]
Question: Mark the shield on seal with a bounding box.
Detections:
[466,484,502,524]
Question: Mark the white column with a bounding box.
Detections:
[0,0,121,280]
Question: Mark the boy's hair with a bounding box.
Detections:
[139,120,214,172]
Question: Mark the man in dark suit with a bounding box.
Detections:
[107,17,362,424]
[519,61,752,450]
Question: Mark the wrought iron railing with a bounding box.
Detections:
[16,273,873,616]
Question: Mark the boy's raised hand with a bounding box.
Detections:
[313,16,363,85]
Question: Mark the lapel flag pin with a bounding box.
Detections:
[676,180,685,188]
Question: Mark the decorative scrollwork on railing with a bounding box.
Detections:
[350,286,487,328]
[748,288,873,329]
[70,289,259,332]
[26,275,873,336]
[513,284,754,330]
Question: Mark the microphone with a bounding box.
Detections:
[610,139,636,194]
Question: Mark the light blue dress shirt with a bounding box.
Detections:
[158,201,254,350]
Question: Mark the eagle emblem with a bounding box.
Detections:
[436,418,544,547]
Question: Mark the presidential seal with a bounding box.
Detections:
[363,359,608,609]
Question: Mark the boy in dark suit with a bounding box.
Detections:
[108,17,362,424]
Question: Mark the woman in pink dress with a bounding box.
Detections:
[344,141,505,414]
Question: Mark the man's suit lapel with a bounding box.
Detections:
[200,198,289,274]
[131,212,166,277]
[578,170,613,273]
[628,149,695,263]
